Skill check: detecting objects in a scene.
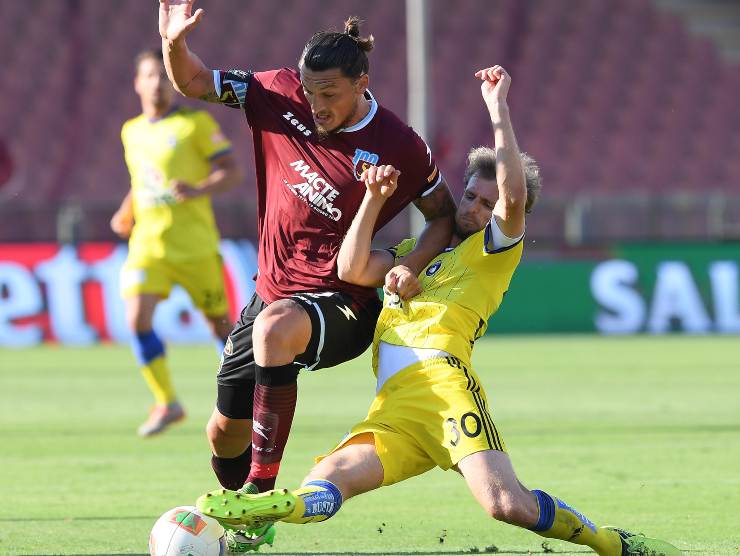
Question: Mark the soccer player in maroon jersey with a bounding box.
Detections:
[158,0,456,525]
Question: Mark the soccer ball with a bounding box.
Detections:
[149,506,226,556]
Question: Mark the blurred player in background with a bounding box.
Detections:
[159,4,456,549]
[111,49,241,437]
[198,67,682,556]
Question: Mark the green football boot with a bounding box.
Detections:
[223,524,276,553]
[197,484,296,530]
[604,527,683,556]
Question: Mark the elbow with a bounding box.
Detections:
[337,261,358,284]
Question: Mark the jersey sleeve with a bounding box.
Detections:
[484,217,525,254]
[399,129,443,199]
[192,111,233,160]
[212,69,255,109]
[385,238,418,262]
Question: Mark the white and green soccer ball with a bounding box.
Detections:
[149,506,226,556]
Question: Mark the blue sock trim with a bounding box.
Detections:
[531,489,556,532]
[132,331,165,365]
[301,480,343,519]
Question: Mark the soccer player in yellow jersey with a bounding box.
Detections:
[197,67,682,555]
[111,50,241,437]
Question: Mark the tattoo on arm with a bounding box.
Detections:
[413,179,457,221]
[199,88,220,103]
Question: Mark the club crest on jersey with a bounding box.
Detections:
[426,261,442,276]
[352,149,380,180]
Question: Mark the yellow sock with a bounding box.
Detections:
[282,480,343,524]
[532,490,623,556]
[140,355,176,405]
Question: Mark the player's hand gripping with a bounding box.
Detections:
[475,65,511,111]
[361,164,401,201]
[159,0,204,43]
[385,265,422,301]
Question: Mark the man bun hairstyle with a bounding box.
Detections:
[463,147,543,214]
[300,16,374,79]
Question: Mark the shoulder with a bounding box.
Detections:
[121,115,144,139]
[376,107,429,157]
[185,108,217,125]
[256,67,300,92]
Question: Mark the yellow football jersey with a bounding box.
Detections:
[121,107,232,262]
[373,226,523,368]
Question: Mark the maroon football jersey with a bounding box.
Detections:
[214,67,441,306]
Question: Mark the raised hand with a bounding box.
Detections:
[474,65,511,109]
[159,0,205,43]
[361,164,401,200]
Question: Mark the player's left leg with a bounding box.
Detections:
[177,253,232,355]
[198,433,384,528]
[458,451,682,555]
[247,293,379,492]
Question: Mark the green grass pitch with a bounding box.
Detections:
[1,336,739,555]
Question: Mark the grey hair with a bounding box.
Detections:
[463,146,542,213]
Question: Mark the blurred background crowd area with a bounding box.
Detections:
[1,0,739,251]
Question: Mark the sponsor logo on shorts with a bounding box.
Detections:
[337,305,357,321]
[224,337,233,356]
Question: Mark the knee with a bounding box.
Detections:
[206,413,250,456]
[481,490,536,527]
[253,302,308,356]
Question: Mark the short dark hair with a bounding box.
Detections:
[134,49,163,74]
[300,16,374,79]
[463,146,543,214]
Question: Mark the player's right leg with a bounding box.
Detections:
[123,286,184,437]
[197,433,384,529]
[458,448,682,555]
[207,293,267,491]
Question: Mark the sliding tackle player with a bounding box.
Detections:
[197,65,682,556]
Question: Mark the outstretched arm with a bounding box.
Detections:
[159,0,217,101]
[476,65,527,238]
[337,165,399,287]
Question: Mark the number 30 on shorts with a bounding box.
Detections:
[445,412,483,447]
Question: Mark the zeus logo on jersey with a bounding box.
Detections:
[352,148,380,180]
[283,111,312,137]
[288,159,342,221]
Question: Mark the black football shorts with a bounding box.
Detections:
[216,291,380,418]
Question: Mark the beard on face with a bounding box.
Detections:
[315,102,359,141]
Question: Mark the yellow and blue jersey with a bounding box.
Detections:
[121,107,232,262]
[373,225,523,369]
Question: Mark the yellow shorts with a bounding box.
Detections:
[120,253,228,317]
[320,356,506,486]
